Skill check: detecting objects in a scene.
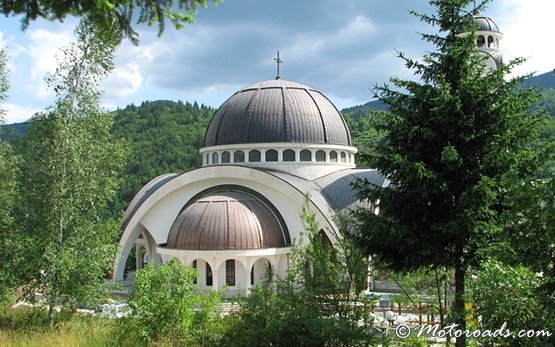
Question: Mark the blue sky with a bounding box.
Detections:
[1,0,554,124]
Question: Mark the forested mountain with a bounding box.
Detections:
[342,70,555,120]
[110,100,215,213]
[523,69,555,90]
[3,73,554,216]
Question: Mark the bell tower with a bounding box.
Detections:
[473,14,503,69]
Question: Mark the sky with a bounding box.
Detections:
[0,0,554,124]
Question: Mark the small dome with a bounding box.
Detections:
[204,79,352,147]
[474,15,500,33]
[167,190,289,250]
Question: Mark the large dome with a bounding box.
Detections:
[204,79,352,147]
[167,190,290,250]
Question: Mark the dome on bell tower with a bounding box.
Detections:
[473,13,503,69]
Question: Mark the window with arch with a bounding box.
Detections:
[211,152,219,164]
[226,259,236,286]
[249,149,261,162]
[487,35,494,47]
[477,35,485,47]
[222,151,231,163]
[206,263,213,286]
[283,149,295,161]
[205,153,209,165]
[300,149,312,161]
[340,151,346,163]
[192,260,197,284]
[234,150,245,163]
[266,149,278,162]
[348,153,352,163]
[330,151,338,162]
[316,150,326,162]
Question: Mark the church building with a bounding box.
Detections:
[113,73,387,296]
[113,13,502,297]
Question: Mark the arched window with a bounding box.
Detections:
[300,149,312,161]
[222,151,231,163]
[211,152,219,164]
[487,35,494,47]
[206,263,213,286]
[340,151,346,163]
[234,150,245,163]
[226,259,235,286]
[192,260,197,284]
[316,150,326,162]
[266,149,278,162]
[477,35,485,47]
[249,150,261,162]
[348,153,352,163]
[283,149,295,161]
[330,151,338,162]
[205,153,209,165]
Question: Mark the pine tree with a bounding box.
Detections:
[16,20,128,321]
[353,1,550,346]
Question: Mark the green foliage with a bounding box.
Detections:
[468,259,553,346]
[0,47,20,301]
[226,198,375,347]
[14,20,128,319]
[0,0,220,44]
[352,1,552,345]
[110,100,215,214]
[124,260,224,345]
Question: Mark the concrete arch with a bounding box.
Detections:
[114,165,341,281]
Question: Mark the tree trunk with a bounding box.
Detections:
[47,299,55,326]
[454,257,466,347]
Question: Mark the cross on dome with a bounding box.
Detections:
[274,51,283,80]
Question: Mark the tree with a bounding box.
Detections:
[122,260,224,345]
[225,197,375,347]
[352,1,551,346]
[0,0,220,44]
[16,20,128,322]
[0,46,20,300]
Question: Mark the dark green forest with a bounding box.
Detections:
[110,100,215,213]
[3,72,555,217]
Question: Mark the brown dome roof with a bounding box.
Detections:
[204,79,352,147]
[167,190,289,250]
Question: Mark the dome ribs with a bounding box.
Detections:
[203,79,352,146]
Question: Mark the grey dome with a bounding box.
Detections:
[474,15,500,33]
[167,190,290,250]
[204,79,352,147]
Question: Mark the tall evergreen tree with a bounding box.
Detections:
[352,1,550,346]
[16,20,128,321]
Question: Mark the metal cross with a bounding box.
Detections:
[274,51,283,79]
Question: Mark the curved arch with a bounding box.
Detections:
[249,149,261,162]
[114,165,347,280]
[316,150,326,162]
[212,152,219,164]
[265,149,278,162]
[222,151,231,163]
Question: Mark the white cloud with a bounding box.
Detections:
[496,0,555,75]
[26,28,73,99]
[2,103,41,124]
[103,63,144,98]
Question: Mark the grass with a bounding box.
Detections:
[0,304,117,347]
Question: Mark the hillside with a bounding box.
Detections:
[110,100,215,212]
